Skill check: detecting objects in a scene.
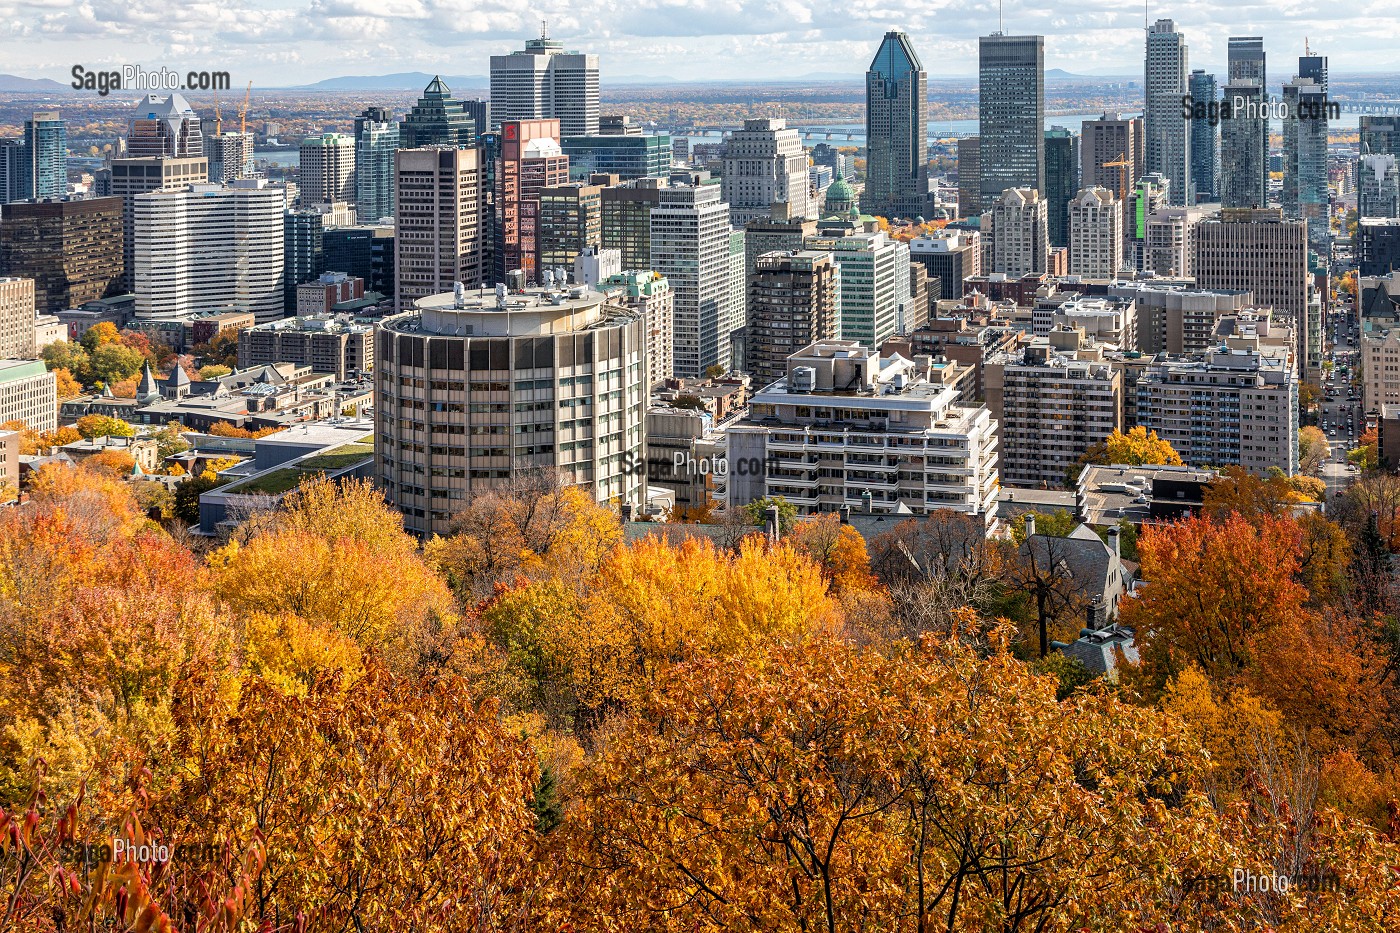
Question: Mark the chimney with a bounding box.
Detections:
[1106,525,1121,557]
[838,504,851,524]
[765,504,781,542]
[621,502,634,522]
[861,489,874,514]
[1024,513,1036,537]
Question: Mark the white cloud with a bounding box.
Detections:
[1,0,1397,84]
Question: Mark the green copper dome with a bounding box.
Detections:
[824,175,857,214]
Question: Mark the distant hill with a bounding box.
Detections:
[289,72,488,91]
[1047,68,1140,82]
[0,74,69,91]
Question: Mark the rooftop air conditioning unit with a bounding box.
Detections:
[790,366,816,392]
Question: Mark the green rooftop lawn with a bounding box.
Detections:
[298,444,374,472]
[227,443,374,496]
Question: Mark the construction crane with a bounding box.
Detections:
[1103,152,1132,205]
[238,81,252,135]
[212,87,222,135]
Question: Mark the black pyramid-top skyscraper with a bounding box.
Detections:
[865,31,930,220]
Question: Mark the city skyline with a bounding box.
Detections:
[3,6,1399,88]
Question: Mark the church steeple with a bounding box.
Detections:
[136,362,161,404]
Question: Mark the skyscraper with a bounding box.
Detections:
[864,31,929,220]
[1361,117,1400,158]
[721,119,815,225]
[957,137,981,219]
[1145,19,1191,206]
[601,180,662,270]
[299,133,356,207]
[402,77,479,149]
[0,197,124,312]
[354,107,399,224]
[494,120,570,285]
[650,183,743,377]
[108,156,208,290]
[1187,71,1218,202]
[133,179,285,322]
[127,94,203,158]
[804,229,911,350]
[1283,52,1330,250]
[207,132,253,183]
[20,111,68,201]
[394,146,484,309]
[1081,114,1142,205]
[979,33,1045,207]
[1220,38,1268,209]
[1044,127,1079,249]
[490,28,600,137]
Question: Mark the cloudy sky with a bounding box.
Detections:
[3,0,1399,85]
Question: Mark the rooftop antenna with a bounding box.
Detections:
[999,0,1003,34]
[541,18,548,39]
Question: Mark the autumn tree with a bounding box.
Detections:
[145,664,544,933]
[211,477,462,676]
[1299,425,1330,475]
[787,513,877,594]
[75,414,135,440]
[1201,465,1296,523]
[1075,426,1183,481]
[51,367,83,401]
[1123,513,1311,689]
[550,635,1252,932]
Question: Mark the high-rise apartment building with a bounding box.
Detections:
[650,183,743,377]
[1045,127,1079,249]
[728,342,1000,528]
[1359,155,1400,219]
[720,118,814,226]
[299,133,356,207]
[1187,71,1219,202]
[979,33,1045,207]
[354,107,399,223]
[494,120,570,285]
[1282,53,1330,250]
[0,197,124,313]
[127,94,203,159]
[957,136,981,219]
[238,315,373,381]
[864,31,929,219]
[984,326,1122,487]
[1143,206,1206,278]
[747,250,839,386]
[744,213,818,282]
[805,228,911,350]
[1067,187,1123,277]
[537,181,603,271]
[601,180,662,270]
[402,77,479,148]
[394,146,484,309]
[1357,219,1400,276]
[17,112,68,202]
[490,30,600,137]
[108,156,209,290]
[374,284,647,536]
[0,278,38,360]
[1220,37,1268,209]
[1082,113,1143,205]
[207,132,253,183]
[981,187,1048,276]
[1361,117,1400,159]
[1137,326,1298,476]
[133,179,286,322]
[1194,208,1314,376]
[1145,20,1191,206]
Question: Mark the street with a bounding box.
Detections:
[1317,303,1363,502]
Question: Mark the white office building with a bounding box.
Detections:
[490,31,600,137]
[299,133,356,207]
[132,179,286,322]
[650,184,743,377]
[721,118,815,226]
